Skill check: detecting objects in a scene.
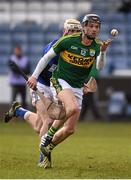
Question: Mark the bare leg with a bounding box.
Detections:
[24,111,43,134]
[52,110,80,145]
[39,89,81,169]
[35,99,53,137]
[42,89,80,144]
[58,89,79,119]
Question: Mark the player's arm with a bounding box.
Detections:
[96,51,106,70]
[27,36,66,89]
[32,37,65,80]
[96,39,112,70]
[27,48,56,89]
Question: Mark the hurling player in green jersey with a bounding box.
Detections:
[27,14,112,168]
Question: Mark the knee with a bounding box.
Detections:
[66,104,79,118]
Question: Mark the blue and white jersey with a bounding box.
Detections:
[38,39,58,86]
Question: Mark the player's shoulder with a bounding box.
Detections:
[95,38,103,46]
[53,33,80,48]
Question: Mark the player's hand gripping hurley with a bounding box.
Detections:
[9,61,47,105]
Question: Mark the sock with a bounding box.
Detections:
[49,142,56,151]
[47,126,58,138]
[16,107,28,118]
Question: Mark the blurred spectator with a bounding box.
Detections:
[80,63,101,121]
[118,0,131,13]
[8,45,30,107]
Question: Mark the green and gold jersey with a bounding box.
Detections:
[52,33,101,88]
[89,61,99,79]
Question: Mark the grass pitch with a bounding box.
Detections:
[0,120,131,179]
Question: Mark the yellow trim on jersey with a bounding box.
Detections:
[53,33,80,49]
[60,50,95,68]
[95,38,103,45]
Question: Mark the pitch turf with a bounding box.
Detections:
[0,120,131,179]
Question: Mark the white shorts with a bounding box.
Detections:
[30,82,53,105]
[50,78,83,109]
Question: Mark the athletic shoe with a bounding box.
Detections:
[40,134,53,156]
[40,133,52,147]
[38,152,52,168]
[4,101,21,123]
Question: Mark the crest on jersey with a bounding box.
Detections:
[89,49,95,56]
[80,49,87,56]
[71,46,78,50]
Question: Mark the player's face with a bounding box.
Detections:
[14,47,22,57]
[83,22,100,39]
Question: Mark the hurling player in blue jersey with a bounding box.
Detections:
[4,19,82,168]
